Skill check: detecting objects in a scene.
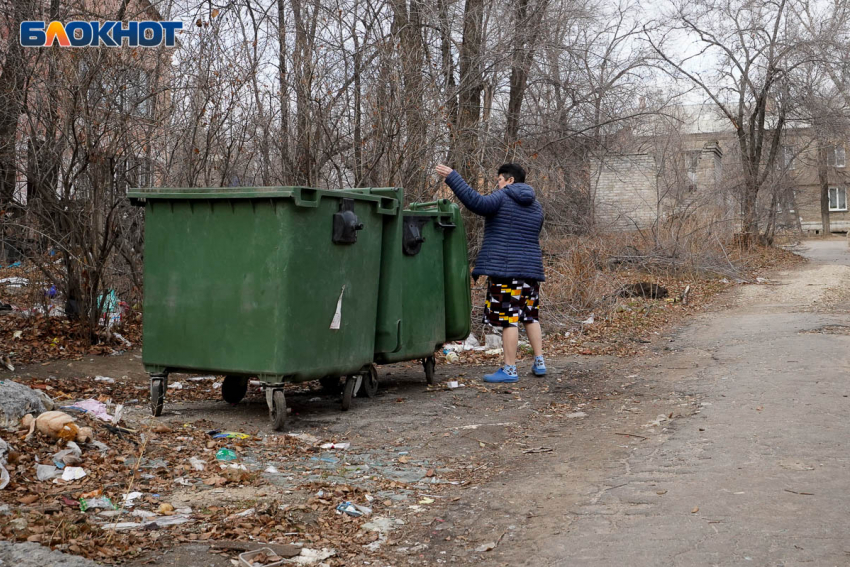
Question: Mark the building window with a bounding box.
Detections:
[828,144,846,168]
[124,68,152,118]
[783,146,795,170]
[78,62,152,118]
[828,187,847,211]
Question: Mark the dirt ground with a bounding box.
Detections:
[5,238,849,566]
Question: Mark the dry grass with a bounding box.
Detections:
[463,229,805,358]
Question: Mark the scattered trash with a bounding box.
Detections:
[484,334,503,349]
[566,411,588,419]
[80,496,115,512]
[288,548,336,566]
[447,381,460,389]
[264,465,280,474]
[188,376,216,382]
[167,382,183,390]
[211,431,250,440]
[0,277,29,288]
[189,456,206,471]
[475,541,497,552]
[335,501,371,517]
[94,376,115,384]
[122,492,144,507]
[238,547,285,567]
[287,432,320,445]
[445,352,459,363]
[1,355,13,372]
[22,411,93,443]
[60,466,86,481]
[62,399,114,422]
[101,514,192,530]
[53,441,83,467]
[215,448,238,461]
[112,332,132,347]
[484,348,502,355]
[581,313,595,325]
[320,442,350,450]
[418,497,434,504]
[112,404,125,425]
[98,289,123,327]
[158,502,175,515]
[36,464,61,481]
[90,440,110,452]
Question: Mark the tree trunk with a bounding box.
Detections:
[505,0,532,149]
[438,0,458,136]
[353,9,364,186]
[391,0,427,197]
[278,0,291,178]
[290,0,314,185]
[0,0,32,209]
[451,0,485,184]
[818,140,831,236]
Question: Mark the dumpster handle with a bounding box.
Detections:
[408,200,440,210]
[293,187,320,208]
[377,197,399,215]
[435,218,456,229]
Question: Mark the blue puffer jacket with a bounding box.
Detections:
[445,170,545,282]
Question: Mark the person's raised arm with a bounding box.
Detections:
[435,164,503,216]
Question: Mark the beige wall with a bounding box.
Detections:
[592,154,659,230]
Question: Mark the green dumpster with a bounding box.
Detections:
[128,186,398,429]
[349,188,471,382]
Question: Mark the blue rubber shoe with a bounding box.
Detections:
[532,357,547,376]
[484,367,519,383]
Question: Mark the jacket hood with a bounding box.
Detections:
[504,183,536,206]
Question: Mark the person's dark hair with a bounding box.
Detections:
[497,163,526,183]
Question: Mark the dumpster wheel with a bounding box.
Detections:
[341,375,362,411]
[150,375,167,417]
[269,389,287,431]
[423,356,436,385]
[222,376,249,404]
[357,364,379,398]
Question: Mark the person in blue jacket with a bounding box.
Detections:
[435,162,546,383]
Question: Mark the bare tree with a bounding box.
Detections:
[647,0,813,246]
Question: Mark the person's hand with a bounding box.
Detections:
[435,164,453,178]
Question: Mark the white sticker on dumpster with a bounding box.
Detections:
[330,285,346,330]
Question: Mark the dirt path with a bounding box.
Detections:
[398,238,850,566]
[7,240,848,566]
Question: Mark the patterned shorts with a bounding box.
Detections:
[483,277,540,328]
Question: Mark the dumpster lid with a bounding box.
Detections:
[129,186,345,199]
[127,187,400,214]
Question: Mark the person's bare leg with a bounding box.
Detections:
[524,321,543,357]
[502,326,518,366]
